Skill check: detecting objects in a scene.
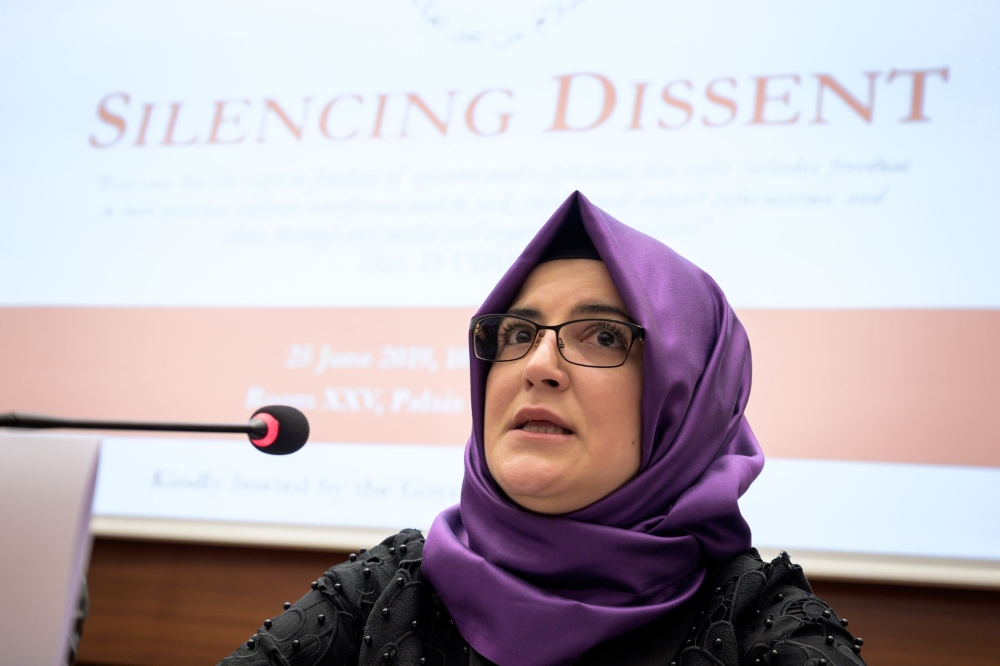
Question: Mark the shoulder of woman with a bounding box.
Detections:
[322,528,430,612]
[324,529,471,664]
[676,549,868,666]
[218,529,469,666]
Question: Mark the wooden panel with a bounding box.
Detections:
[77,538,1000,666]
[77,538,344,666]
[810,580,1000,666]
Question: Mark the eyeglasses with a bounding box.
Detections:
[470,314,644,368]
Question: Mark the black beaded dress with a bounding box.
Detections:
[217,530,867,666]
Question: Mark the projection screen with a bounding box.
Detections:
[1,0,998,586]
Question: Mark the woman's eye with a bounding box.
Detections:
[580,324,626,349]
[506,327,534,344]
[596,331,617,347]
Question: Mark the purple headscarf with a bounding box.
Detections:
[422,192,764,666]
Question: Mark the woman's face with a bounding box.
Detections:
[483,259,644,515]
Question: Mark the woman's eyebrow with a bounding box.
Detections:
[505,305,543,320]
[504,303,635,323]
[572,302,635,322]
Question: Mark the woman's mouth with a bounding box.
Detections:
[518,420,572,435]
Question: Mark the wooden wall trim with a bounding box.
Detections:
[90,516,399,554]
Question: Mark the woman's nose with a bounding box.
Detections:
[522,330,569,389]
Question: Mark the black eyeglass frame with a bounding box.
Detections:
[469,314,645,368]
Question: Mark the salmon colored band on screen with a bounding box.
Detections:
[251,413,279,447]
[1,307,997,466]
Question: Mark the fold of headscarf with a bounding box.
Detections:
[422,191,764,666]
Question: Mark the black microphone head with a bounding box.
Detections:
[249,405,309,455]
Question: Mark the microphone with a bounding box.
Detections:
[0,405,309,455]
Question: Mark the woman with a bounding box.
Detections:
[219,192,865,666]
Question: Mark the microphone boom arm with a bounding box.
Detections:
[0,412,269,439]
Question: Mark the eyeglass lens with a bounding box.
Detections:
[473,316,634,367]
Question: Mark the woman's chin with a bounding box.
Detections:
[493,462,575,511]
